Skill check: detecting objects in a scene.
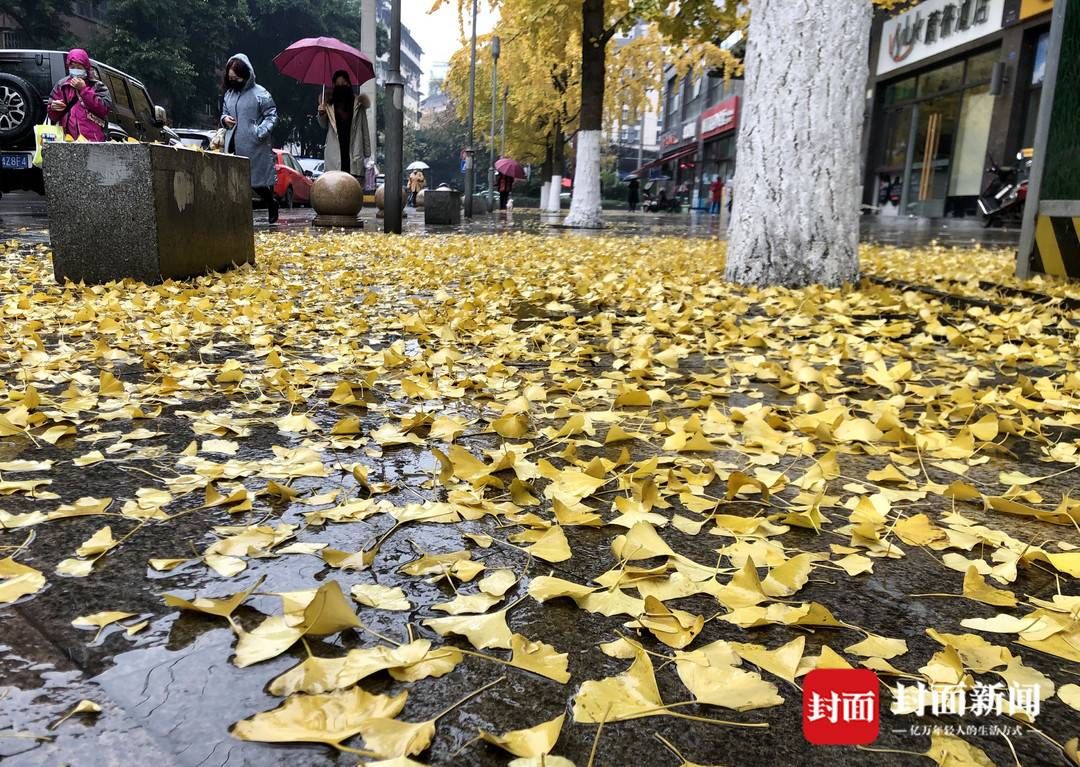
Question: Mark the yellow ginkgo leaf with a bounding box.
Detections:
[509,633,570,683]
[961,566,1018,607]
[572,648,664,723]
[359,718,436,759]
[231,687,407,746]
[675,641,784,712]
[0,557,46,604]
[479,714,565,758]
[424,609,513,650]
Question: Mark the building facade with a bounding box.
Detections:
[645,66,743,209]
[864,0,1054,217]
[376,0,424,129]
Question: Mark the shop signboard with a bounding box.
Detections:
[877,0,1006,75]
[701,96,740,139]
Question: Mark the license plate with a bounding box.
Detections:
[1,153,31,170]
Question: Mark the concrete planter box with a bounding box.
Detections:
[424,189,462,226]
[44,143,254,285]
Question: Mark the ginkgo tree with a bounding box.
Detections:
[724,0,910,287]
[436,0,735,219]
[560,0,738,228]
[441,0,581,209]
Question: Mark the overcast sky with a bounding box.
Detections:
[401,2,499,95]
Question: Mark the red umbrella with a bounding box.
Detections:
[273,37,375,87]
[494,157,526,179]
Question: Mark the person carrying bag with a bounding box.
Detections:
[32,122,65,168]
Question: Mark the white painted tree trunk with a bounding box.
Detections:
[725,0,871,287]
[563,130,604,228]
[546,175,563,214]
[540,181,551,210]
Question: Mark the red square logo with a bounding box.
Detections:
[802,669,880,745]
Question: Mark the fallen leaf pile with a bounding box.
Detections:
[1,233,1079,765]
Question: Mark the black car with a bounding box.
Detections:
[0,49,175,195]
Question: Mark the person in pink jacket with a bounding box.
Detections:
[46,49,112,142]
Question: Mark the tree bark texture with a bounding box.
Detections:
[564,0,606,228]
[724,0,871,287]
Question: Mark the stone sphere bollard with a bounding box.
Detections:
[374,184,407,219]
[312,171,363,216]
[415,189,425,209]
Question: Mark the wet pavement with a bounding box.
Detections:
[1,191,1022,249]
[0,203,1072,767]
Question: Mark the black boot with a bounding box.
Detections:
[268,197,279,224]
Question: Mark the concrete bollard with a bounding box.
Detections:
[43,143,253,285]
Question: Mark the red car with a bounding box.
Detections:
[274,149,313,208]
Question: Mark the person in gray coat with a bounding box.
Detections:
[221,53,279,223]
[317,69,371,179]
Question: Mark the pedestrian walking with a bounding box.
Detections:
[222,54,279,223]
[627,178,640,212]
[496,171,514,210]
[407,169,425,207]
[46,49,112,142]
[709,177,723,215]
[318,69,371,178]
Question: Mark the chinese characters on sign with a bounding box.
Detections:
[893,681,1042,719]
[802,672,1042,747]
[802,669,880,745]
[877,0,1005,74]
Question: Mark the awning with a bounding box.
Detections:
[631,145,697,177]
[660,145,696,163]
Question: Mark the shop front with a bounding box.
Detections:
[865,0,1053,218]
[698,96,739,208]
[648,96,740,209]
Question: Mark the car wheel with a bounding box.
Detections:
[0,74,44,143]
[284,186,294,210]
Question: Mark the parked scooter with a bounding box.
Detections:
[978,149,1032,228]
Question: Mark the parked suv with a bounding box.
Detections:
[0,49,174,196]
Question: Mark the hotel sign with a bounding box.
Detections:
[877,0,1005,75]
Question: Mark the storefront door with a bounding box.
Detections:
[905,93,961,217]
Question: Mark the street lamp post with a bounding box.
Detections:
[384,0,404,233]
[464,0,478,218]
[489,35,500,212]
[500,84,508,156]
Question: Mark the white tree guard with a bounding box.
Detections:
[725,0,871,287]
[563,130,604,228]
[546,175,563,214]
[540,181,551,211]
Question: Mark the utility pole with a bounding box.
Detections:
[489,35,500,212]
[359,0,376,194]
[500,84,508,156]
[384,0,403,233]
[464,0,478,217]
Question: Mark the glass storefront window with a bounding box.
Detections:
[964,50,997,85]
[1031,31,1049,85]
[917,61,964,97]
[885,76,917,105]
[880,107,913,170]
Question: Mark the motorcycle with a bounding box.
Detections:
[978,149,1032,228]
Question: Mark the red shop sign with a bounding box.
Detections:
[700,96,739,139]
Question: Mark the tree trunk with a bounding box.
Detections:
[546,120,565,214]
[725,0,871,287]
[563,0,605,228]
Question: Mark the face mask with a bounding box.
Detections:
[228,78,245,90]
[69,67,87,78]
[333,84,352,99]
